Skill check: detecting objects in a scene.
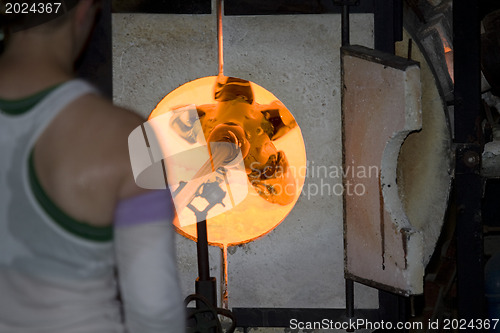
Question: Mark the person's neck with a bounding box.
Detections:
[0,34,74,99]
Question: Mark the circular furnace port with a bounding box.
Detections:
[149,76,307,247]
[395,29,453,266]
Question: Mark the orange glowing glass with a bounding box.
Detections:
[148,76,306,247]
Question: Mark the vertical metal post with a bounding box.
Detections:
[453,0,485,321]
[197,220,211,282]
[338,0,354,322]
[194,214,217,312]
[217,0,224,76]
[341,4,350,46]
[345,279,355,319]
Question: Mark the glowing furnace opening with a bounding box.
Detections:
[149,75,306,247]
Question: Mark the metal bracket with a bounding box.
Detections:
[455,143,482,175]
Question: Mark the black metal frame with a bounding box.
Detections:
[453,0,486,322]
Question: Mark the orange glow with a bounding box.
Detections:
[440,36,454,83]
[149,76,306,247]
[444,50,454,83]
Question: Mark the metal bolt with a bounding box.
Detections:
[463,150,480,168]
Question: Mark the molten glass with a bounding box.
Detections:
[149,76,306,246]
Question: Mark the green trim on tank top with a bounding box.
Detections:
[28,152,113,242]
[0,83,62,115]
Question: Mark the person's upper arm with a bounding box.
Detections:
[112,106,185,333]
[114,190,185,333]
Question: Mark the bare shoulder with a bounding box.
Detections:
[55,93,144,165]
[81,95,150,200]
[80,94,145,134]
[35,93,147,227]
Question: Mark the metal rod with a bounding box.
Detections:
[345,279,355,318]
[407,38,412,61]
[341,4,350,46]
[217,0,224,75]
[221,246,229,309]
[196,219,211,281]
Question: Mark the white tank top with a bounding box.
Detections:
[0,80,124,332]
